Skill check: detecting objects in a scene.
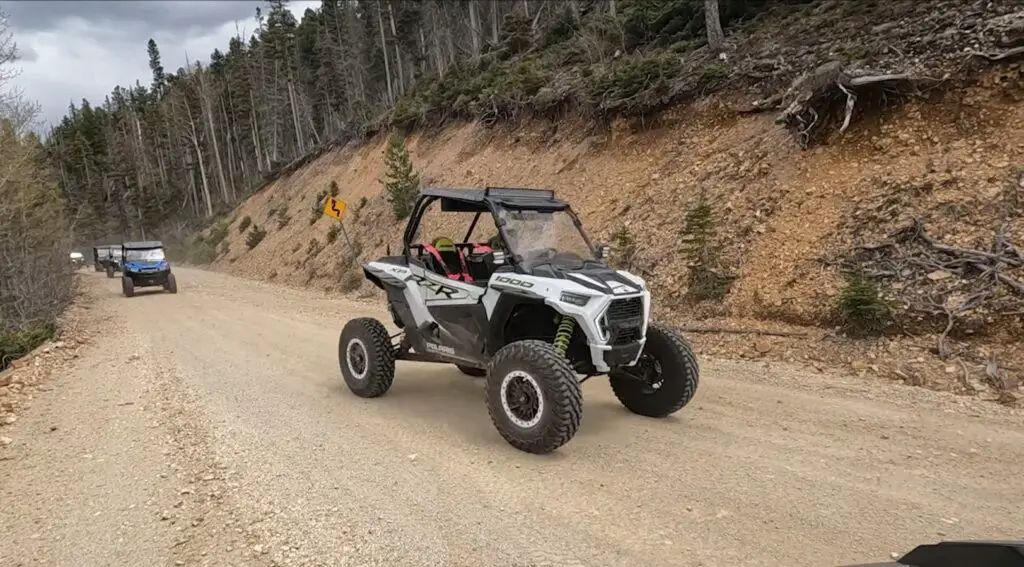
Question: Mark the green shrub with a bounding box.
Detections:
[326,223,341,244]
[245,225,267,249]
[390,97,425,129]
[188,242,218,265]
[610,226,640,271]
[307,238,322,258]
[837,268,892,337]
[0,323,55,371]
[276,208,291,229]
[329,181,340,197]
[586,52,682,109]
[339,267,363,292]
[238,215,252,233]
[207,222,229,248]
[310,190,329,225]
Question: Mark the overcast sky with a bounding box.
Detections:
[3,0,319,130]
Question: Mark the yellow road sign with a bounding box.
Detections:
[323,197,346,220]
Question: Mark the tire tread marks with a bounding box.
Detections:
[486,340,583,454]
[339,317,396,398]
[609,323,699,417]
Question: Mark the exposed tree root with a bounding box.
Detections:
[841,220,1024,360]
[772,62,935,149]
[752,45,1024,149]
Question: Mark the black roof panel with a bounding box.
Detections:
[421,186,566,209]
[123,240,164,250]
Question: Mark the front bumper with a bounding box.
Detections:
[603,342,644,368]
[126,268,170,287]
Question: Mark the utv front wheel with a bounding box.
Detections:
[121,276,135,298]
[106,265,114,278]
[456,364,486,377]
[485,340,583,454]
[609,323,699,418]
[338,317,395,398]
[164,273,178,294]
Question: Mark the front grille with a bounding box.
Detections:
[610,326,642,345]
[606,297,642,321]
[604,296,643,346]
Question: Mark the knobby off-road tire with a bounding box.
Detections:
[164,273,178,294]
[338,317,395,398]
[485,340,583,455]
[121,276,135,298]
[106,265,115,278]
[609,323,699,418]
[456,364,486,377]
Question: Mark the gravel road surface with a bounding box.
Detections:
[2,267,1022,567]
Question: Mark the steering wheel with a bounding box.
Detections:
[524,248,584,267]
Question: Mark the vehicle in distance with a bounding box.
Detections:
[120,240,177,297]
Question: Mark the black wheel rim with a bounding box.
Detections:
[621,354,664,394]
[347,340,368,378]
[503,372,541,426]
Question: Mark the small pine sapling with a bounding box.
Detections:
[381,133,421,220]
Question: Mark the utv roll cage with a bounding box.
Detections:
[401,186,602,271]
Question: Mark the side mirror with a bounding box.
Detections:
[492,251,506,265]
[596,244,611,260]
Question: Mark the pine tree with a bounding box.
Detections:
[381,132,420,220]
[147,39,167,97]
[680,193,734,302]
[837,268,892,337]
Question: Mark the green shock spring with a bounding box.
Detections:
[552,315,575,357]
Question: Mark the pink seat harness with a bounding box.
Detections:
[421,243,492,283]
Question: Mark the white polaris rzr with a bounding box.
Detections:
[339,187,699,454]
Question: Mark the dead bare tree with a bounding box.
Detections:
[704,0,725,53]
[0,9,74,368]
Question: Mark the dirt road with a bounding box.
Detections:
[2,267,1022,567]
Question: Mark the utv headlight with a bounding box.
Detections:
[559,291,591,306]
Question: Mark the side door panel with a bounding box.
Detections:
[406,265,489,360]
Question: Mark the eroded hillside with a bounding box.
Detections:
[193,68,1023,398]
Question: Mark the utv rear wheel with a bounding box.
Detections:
[121,276,135,298]
[338,317,395,398]
[164,273,178,294]
[485,340,583,454]
[456,364,486,377]
[609,323,699,418]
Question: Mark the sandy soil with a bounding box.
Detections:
[2,268,1023,567]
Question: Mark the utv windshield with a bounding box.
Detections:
[109,248,122,258]
[498,208,596,269]
[125,248,165,262]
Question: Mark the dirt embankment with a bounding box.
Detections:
[199,68,1023,400]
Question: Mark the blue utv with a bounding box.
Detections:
[120,241,177,297]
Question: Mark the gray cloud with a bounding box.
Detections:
[2,0,319,131]
[16,41,36,62]
[4,1,257,34]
